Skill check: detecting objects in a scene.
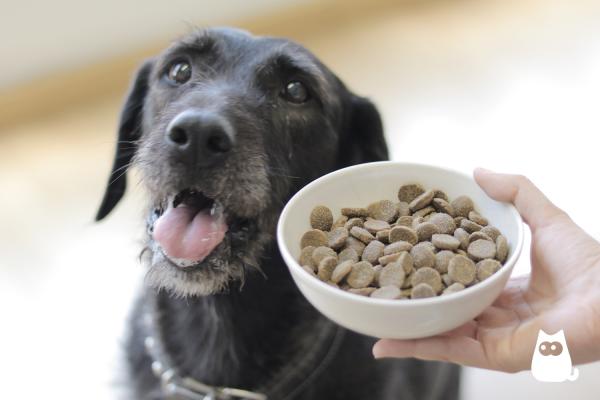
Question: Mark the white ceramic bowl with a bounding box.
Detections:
[277,161,524,339]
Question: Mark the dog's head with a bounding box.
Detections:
[96,28,387,297]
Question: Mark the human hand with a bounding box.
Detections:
[373,168,600,372]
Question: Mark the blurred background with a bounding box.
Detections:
[2,0,599,398]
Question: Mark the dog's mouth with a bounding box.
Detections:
[150,188,251,269]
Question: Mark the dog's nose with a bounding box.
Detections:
[166,110,234,167]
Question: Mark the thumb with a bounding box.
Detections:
[473,168,566,231]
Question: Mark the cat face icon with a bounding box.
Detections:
[531,329,579,382]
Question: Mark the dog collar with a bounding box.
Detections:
[143,292,344,400]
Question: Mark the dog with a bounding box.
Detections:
[96,28,460,400]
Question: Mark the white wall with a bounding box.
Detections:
[0,0,310,89]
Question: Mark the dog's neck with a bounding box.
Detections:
[148,246,329,394]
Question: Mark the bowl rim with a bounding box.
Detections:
[277,161,524,307]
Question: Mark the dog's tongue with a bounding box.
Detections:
[153,205,227,265]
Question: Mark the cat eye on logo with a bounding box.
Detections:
[531,329,579,382]
[539,341,563,356]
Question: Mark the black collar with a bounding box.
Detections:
[143,291,345,400]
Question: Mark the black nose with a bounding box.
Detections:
[166,110,234,167]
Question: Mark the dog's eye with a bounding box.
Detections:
[167,61,192,84]
[282,81,310,104]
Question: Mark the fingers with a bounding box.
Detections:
[473,168,566,231]
[373,335,489,369]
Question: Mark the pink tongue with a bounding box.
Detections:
[153,205,228,265]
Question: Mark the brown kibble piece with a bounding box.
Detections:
[409,189,435,212]
[341,207,369,218]
[299,246,316,270]
[443,282,465,295]
[461,219,483,233]
[469,231,493,243]
[362,240,385,264]
[448,255,476,285]
[378,262,406,288]
[300,229,328,249]
[345,236,366,256]
[397,201,410,217]
[454,217,465,227]
[396,216,413,227]
[317,256,337,281]
[467,239,497,261]
[411,267,443,293]
[432,198,454,216]
[389,226,418,245]
[477,259,501,281]
[433,189,449,201]
[373,264,382,282]
[331,260,354,283]
[413,206,435,218]
[338,247,359,263]
[496,235,509,263]
[468,211,488,226]
[371,285,402,299]
[312,246,337,265]
[481,226,501,241]
[378,252,401,266]
[454,227,470,250]
[348,287,376,296]
[398,183,425,203]
[344,217,364,230]
[410,243,435,269]
[368,200,398,223]
[350,226,375,244]
[327,227,348,250]
[435,250,455,274]
[431,234,461,250]
[384,240,413,255]
[415,222,440,241]
[376,229,390,243]
[456,249,468,257]
[395,251,414,275]
[451,195,474,218]
[411,283,436,299]
[363,218,391,234]
[428,212,456,235]
[346,261,375,288]
[332,215,348,229]
[442,273,453,287]
[310,205,333,231]
[411,216,425,229]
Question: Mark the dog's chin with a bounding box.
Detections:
[142,215,272,298]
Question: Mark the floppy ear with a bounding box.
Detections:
[337,94,389,166]
[95,59,154,221]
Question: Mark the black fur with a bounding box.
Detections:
[96,28,460,399]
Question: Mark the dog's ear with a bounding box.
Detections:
[338,94,389,166]
[95,59,154,221]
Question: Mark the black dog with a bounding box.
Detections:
[96,28,460,400]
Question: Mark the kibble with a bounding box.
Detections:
[327,227,348,250]
[467,239,497,261]
[368,200,398,223]
[398,183,425,203]
[331,260,354,283]
[378,262,406,288]
[301,229,328,248]
[362,240,385,264]
[346,261,375,288]
[310,205,333,231]
[448,255,476,285]
[415,222,439,241]
[371,285,402,299]
[298,182,509,299]
[389,226,418,245]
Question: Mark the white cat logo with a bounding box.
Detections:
[531,329,579,382]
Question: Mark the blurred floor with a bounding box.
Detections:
[2,0,600,398]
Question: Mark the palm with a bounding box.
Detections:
[374,171,600,372]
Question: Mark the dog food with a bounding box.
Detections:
[298,184,510,299]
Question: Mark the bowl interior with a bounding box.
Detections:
[280,162,520,264]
